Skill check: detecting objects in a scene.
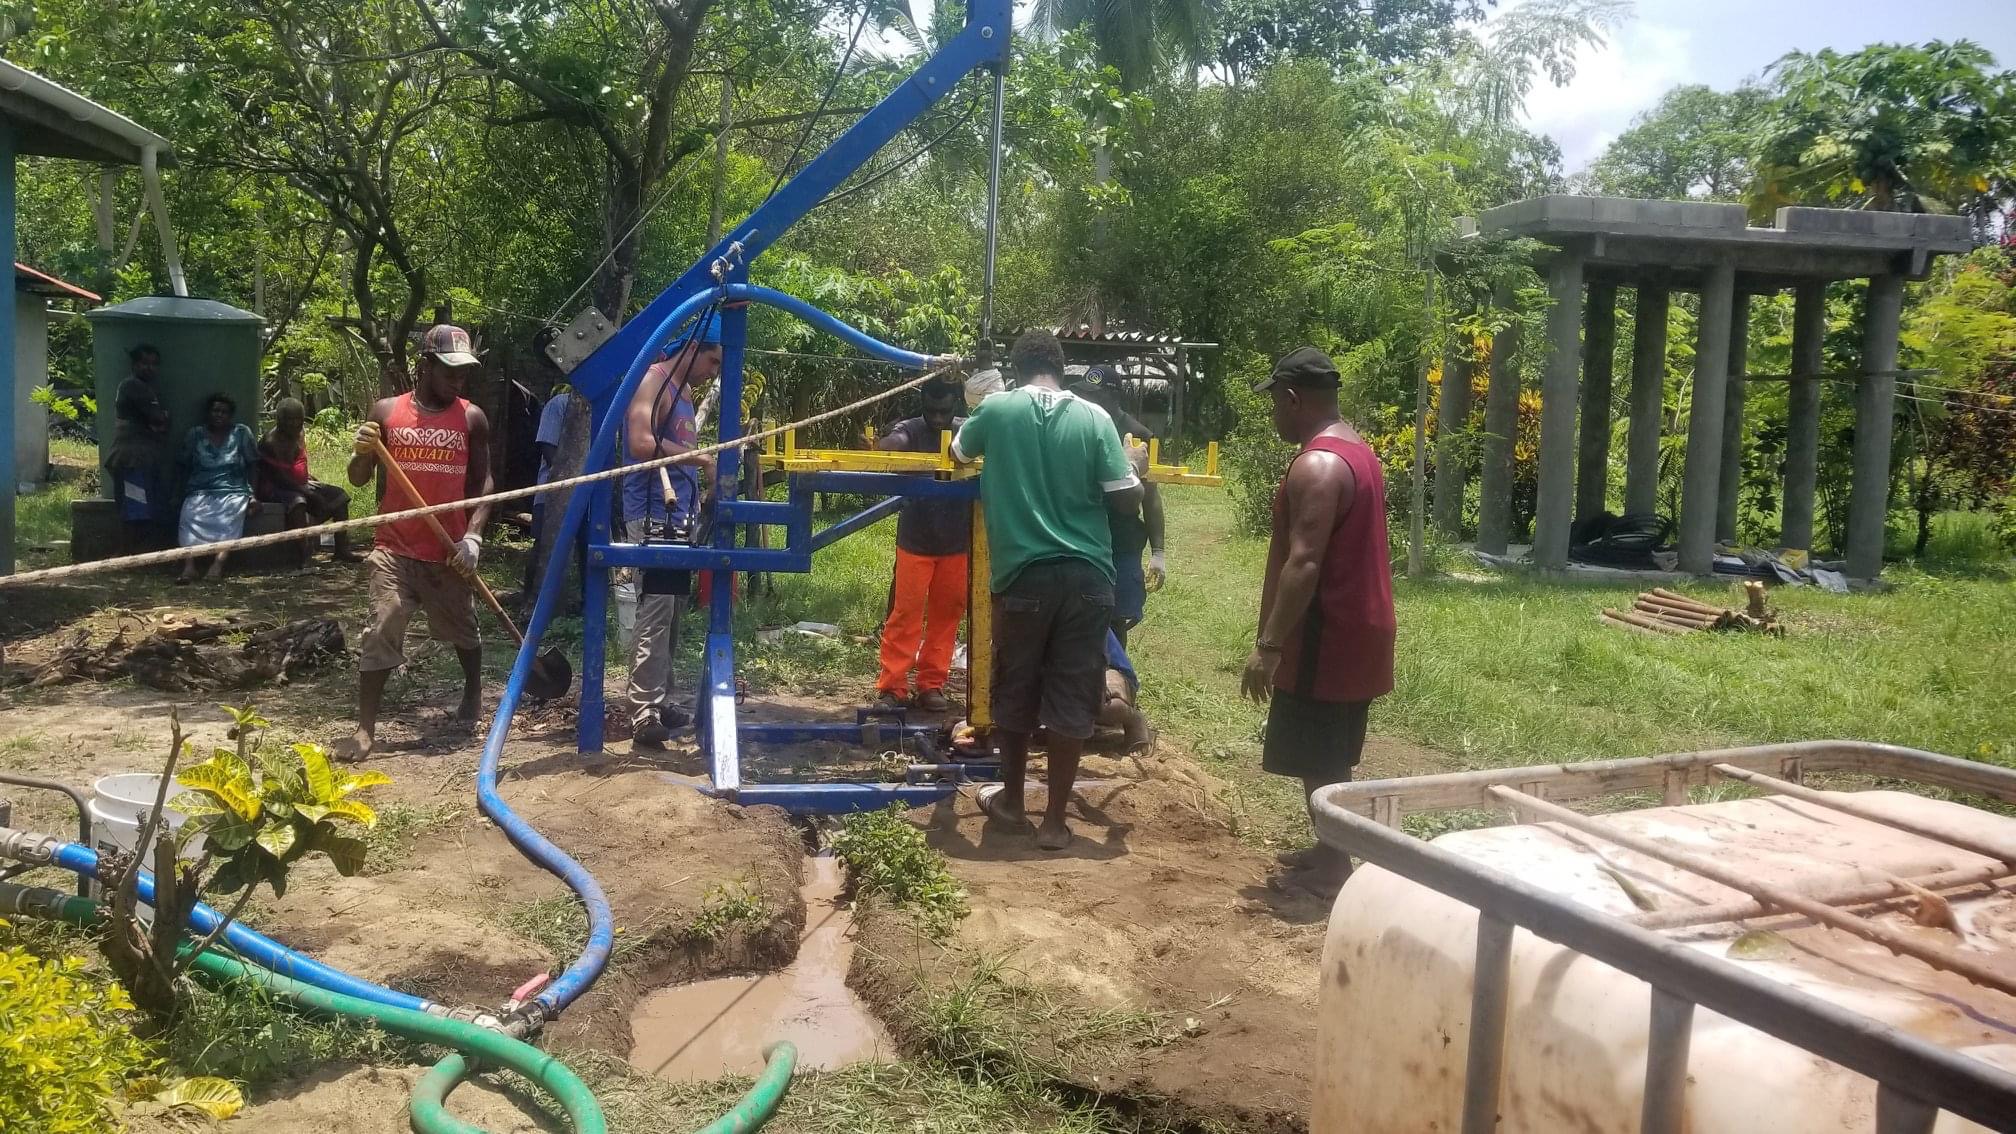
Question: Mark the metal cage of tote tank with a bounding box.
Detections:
[1311,741,2016,1134]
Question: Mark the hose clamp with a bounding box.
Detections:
[0,828,62,866]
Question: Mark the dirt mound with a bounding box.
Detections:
[230,1063,561,1133]
[851,754,1327,1132]
[254,749,807,1056]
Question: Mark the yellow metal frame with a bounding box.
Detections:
[749,426,1222,736]
[760,427,1222,486]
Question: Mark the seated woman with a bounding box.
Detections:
[176,393,257,583]
[256,397,356,563]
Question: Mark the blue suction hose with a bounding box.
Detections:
[46,840,437,1014]
[494,283,936,1019]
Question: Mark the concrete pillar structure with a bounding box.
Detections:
[1781,283,1826,552]
[1848,274,1904,578]
[1433,344,1474,536]
[1715,292,1751,542]
[1678,262,1736,574]
[1476,289,1521,556]
[1575,283,1617,526]
[1533,254,1585,569]
[1624,287,1668,518]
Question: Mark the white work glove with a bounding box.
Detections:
[452,534,482,578]
[1146,550,1167,593]
[352,420,383,457]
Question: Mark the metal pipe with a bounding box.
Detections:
[1630,861,2013,931]
[1308,788,2016,1131]
[1484,784,2016,997]
[979,64,1006,360]
[1461,914,1513,1134]
[1711,763,2016,865]
[1641,990,1694,1134]
[140,145,187,297]
[0,773,91,896]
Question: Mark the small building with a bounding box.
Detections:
[11,261,101,490]
[0,60,174,574]
[1438,196,1973,580]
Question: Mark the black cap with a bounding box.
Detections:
[1254,346,1341,393]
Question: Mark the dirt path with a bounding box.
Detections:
[853,753,1332,1132]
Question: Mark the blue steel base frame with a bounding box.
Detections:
[553,283,992,814]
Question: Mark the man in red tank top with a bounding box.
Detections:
[341,324,495,760]
[1242,347,1396,894]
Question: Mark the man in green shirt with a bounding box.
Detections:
[954,330,1144,850]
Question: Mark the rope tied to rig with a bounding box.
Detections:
[1,361,961,591]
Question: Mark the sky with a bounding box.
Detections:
[1514,0,2016,173]
[893,1,2016,175]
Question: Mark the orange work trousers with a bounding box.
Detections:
[877,547,970,696]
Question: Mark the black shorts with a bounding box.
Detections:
[991,557,1114,740]
[1262,691,1370,782]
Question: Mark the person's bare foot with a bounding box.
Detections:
[338,726,375,763]
[455,696,481,725]
[978,784,1029,829]
[205,561,225,580]
[1035,818,1072,851]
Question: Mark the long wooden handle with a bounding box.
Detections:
[371,438,525,646]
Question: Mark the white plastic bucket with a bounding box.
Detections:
[89,773,205,866]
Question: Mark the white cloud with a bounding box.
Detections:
[1516,19,1696,175]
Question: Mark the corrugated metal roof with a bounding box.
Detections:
[15,262,100,303]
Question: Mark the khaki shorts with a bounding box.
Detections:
[359,548,480,671]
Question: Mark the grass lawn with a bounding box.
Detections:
[1131,488,2016,840]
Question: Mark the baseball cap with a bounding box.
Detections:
[422,324,481,368]
[1253,346,1341,393]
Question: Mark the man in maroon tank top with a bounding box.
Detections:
[341,325,495,760]
[1242,347,1396,894]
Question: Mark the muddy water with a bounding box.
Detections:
[628,854,895,1080]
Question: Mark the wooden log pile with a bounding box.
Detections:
[1600,583,1783,638]
[23,613,346,692]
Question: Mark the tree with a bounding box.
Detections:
[1585,84,1769,200]
[1750,41,2016,224]
[1028,0,1217,92]
[19,0,463,390]
[1900,245,2016,555]
[1211,0,1487,82]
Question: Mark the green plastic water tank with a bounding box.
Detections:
[84,296,263,495]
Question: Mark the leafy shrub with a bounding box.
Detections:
[0,920,157,1133]
[831,807,968,939]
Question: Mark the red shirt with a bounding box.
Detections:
[375,393,472,562]
[1262,433,1396,704]
[255,444,308,501]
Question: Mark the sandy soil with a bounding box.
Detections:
[852,753,1338,1133]
[1,581,1459,1132]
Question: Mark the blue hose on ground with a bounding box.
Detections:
[493,284,938,1019]
[486,288,728,1018]
[46,839,437,1014]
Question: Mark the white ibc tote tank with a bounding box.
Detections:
[1315,790,2016,1133]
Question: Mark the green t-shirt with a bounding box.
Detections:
[953,385,1139,591]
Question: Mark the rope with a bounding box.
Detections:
[1,362,960,591]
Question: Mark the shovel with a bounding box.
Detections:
[372,439,574,701]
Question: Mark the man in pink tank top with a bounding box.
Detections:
[341,324,495,760]
[1242,347,1396,894]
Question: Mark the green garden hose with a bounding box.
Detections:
[694,1042,799,1134]
[0,884,603,1134]
[4,882,798,1134]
